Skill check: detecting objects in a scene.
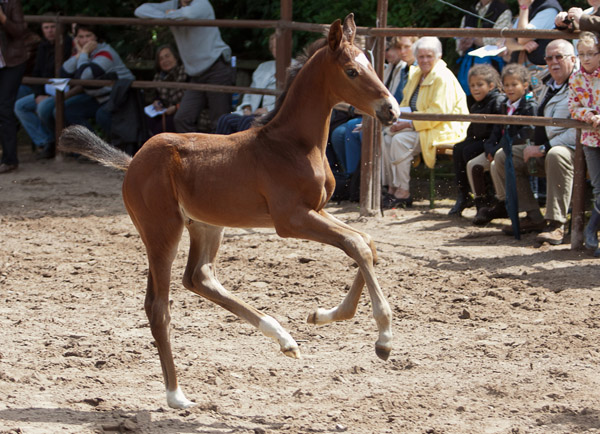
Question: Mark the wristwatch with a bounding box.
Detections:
[539,144,547,155]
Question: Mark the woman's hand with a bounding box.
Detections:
[567,7,584,25]
[518,0,534,10]
[82,40,97,55]
[523,40,539,53]
[584,111,600,128]
[152,100,164,111]
[555,11,572,29]
[0,8,6,25]
[390,120,411,132]
[165,105,177,115]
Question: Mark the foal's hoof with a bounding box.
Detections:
[375,345,391,361]
[166,387,195,409]
[282,345,301,359]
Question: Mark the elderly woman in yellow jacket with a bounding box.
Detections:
[382,37,470,208]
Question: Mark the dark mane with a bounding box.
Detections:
[252,38,328,127]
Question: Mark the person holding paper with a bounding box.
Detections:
[455,0,512,97]
[14,16,72,159]
[145,45,188,136]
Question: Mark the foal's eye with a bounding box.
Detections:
[346,69,358,78]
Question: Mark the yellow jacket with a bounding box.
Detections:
[400,59,470,168]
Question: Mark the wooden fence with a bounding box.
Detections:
[22,10,591,249]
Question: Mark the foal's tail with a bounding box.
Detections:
[58,125,132,171]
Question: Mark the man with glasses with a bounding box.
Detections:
[479,39,577,244]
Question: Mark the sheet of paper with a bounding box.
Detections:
[467,45,507,58]
[49,78,70,92]
[144,104,166,118]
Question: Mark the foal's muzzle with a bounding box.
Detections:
[375,97,400,126]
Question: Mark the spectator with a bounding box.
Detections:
[215,33,278,135]
[14,17,72,159]
[448,64,506,216]
[568,32,600,256]
[455,0,512,97]
[330,36,417,182]
[60,24,135,134]
[135,0,235,133]
[146,44,188,136]
[476,41,576,242]
[0,0,28,174]
[380,36,418,189]
[381,37,469,209]
[503,0,562,66]
[555,0,600,32]
[473,63,541,231]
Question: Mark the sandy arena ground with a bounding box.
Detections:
[1,147,599,434]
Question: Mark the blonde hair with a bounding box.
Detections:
[577,31,600,51]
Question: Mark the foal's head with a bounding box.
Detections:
[326,14,400,126]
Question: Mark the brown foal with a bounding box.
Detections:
[59,14,399,409]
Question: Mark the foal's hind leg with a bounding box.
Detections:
[307,210,373,325]
[182,220,300,358]
[136,216,194,409]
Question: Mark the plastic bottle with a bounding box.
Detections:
[526,139,538,175]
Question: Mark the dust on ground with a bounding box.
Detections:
[0,147,599,434]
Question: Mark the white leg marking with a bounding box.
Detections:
[259,316,300,358]
[166,386,195,409]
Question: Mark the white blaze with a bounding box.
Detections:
[355,52,370,68]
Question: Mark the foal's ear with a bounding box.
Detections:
[342,13,356,45]
[328,19,343,51]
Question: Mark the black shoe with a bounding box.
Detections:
[36,142,55,160]
[473,200,507,226]
[382,193,412,209]
[448,193,474,216]
[0,163,18,174]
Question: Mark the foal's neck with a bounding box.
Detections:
[266,51,336,152]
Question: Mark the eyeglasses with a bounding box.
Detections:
[578,52,600,59]
[544,54,566,62]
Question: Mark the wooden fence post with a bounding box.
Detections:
[276,0,293,90]
[571,129,585,250]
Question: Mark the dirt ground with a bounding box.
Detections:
[1,143,599,434]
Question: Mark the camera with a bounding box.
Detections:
[562,17,573,26]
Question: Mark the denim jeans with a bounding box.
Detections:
[14,94,54,147]
[331,117,362,176]
[38,96,56,136]
[64,94,110,134]
[584,146,600,201]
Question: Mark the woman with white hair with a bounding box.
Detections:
[382,37,470,208]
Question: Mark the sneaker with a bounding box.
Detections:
[501,216,546,235]
[536,224,565,245]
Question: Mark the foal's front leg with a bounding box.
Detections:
[306,210,375,325]
[275,208,393,360]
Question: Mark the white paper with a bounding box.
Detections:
[44,78,70,96]
[49,78,70,92]
[467,45,507,58]
[144,104,166,118]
